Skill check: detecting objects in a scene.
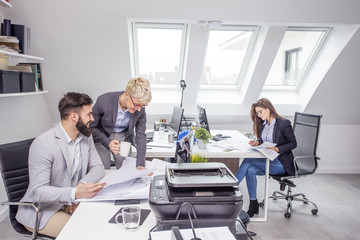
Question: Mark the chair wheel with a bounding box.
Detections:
[311,209,318,215]
[284,212,291,218]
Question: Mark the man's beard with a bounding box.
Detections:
[76,116,92,137]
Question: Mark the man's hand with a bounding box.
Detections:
[75,182,106,199]
[109,140,120,154]
[137,166,154,176]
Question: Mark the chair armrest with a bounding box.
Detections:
[2,201,39,208]
[1,201,41,240]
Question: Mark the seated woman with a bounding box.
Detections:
[236,98,297,217]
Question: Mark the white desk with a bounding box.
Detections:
[58,130,270,240]
[144,130,264,159]
[142,130,270,221]
[56,201,155,240]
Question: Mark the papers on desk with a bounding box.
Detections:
[251,142,279,160]
[215,140,254,153]
[150,226,236,240]
[77,157,170,202]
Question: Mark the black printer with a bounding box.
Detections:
[149,162,244,236]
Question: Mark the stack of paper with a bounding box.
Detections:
[77,157,170,202]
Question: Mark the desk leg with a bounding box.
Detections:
[251,158,269,222]
[264,158,269,221]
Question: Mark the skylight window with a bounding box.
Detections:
[200,25,258,87]
[131,22,188,86]
[265,27,330,88]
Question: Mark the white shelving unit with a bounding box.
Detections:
[0,90,48,98]
[0,1,47,98]
[0,50,44,62]
[0,51,45,97]
[0,0,12,8]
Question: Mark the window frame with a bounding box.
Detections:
[263,26,331,91]
[130,21,189,90]
[199,25,260,90]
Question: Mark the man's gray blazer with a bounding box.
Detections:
[90,91,147,167]
[16,123,105,230]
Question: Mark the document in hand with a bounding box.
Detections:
[251,142,279,161]
[100,162,152,187]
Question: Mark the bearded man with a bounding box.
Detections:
[16,92,105,238]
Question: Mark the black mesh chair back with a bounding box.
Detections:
[267,112,322,218]
[293,112,322,176]
[0,139,34,235]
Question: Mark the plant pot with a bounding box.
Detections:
[197,139,207,149]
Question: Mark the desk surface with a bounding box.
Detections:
[56,201,155,240]
[144,130,264,159]
[57,131,270,239]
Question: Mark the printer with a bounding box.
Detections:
[149,162,244,237]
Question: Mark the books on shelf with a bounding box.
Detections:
[0,36,19,53]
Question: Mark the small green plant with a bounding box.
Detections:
[195,127,212,144]
[191,153,209,163]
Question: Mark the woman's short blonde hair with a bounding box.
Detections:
[125,77,152,104]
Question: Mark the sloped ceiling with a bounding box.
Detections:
[305,28,360,125]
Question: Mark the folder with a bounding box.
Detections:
[11,24,31,54]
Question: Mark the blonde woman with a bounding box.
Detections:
[90,77,152,169]
[236,98,297,217]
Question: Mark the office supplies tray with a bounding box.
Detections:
[165,162,239,188]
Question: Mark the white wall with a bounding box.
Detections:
[0,95,53,222]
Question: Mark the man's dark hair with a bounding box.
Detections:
[58,92,93,120]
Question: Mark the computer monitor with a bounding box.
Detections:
[169,106,184,138]
[197,105,210,134]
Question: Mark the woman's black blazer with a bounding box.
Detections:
[259,118,297,175]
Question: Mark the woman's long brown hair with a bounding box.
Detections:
[250,98,283,139]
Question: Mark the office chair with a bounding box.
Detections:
[269,112,322,218]
[0,138,53,240]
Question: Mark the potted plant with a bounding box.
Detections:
[195,127,211,149]
[191,153,209,163]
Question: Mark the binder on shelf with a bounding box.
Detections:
[11,24,31,54]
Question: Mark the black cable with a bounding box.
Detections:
[236,218,256,240]
[148,222,159,240]
[186,204,201,240]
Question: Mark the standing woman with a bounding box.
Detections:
[236,98,297,217]
[90,77,152,169]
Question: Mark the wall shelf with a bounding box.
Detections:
[0,50,44,62]
[0,90,48,98]
[0,0,12,8]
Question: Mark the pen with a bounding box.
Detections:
[253,136,258,144]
